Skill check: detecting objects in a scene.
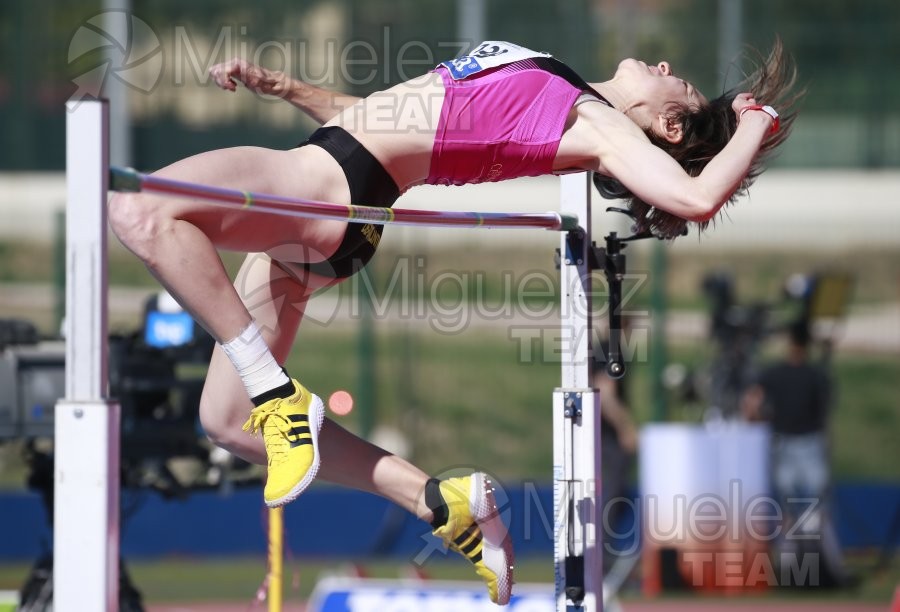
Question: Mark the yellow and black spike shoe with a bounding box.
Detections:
[433,473,514,605]
[242,379,324,507]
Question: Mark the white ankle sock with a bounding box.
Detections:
[220,321,291,399]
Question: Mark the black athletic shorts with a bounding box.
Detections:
[289,126,400,279]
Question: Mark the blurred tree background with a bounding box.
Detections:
[1,0,898,170]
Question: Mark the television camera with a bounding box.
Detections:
[1,292,262,611]
[695,268,854,420]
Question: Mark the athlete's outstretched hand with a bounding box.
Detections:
[209,57,361,124]
[210,58,287,97]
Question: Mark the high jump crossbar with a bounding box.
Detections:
[110,166,581,232]
[58,100,603,612]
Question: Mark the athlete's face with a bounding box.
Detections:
[615,59,707,110]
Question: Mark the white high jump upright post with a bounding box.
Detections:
[55,98,121,611]
[554,172,602,611]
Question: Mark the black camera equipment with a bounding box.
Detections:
[2,293,263,611]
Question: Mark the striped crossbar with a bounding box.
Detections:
[109,166,580,232]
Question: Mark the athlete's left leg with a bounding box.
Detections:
[199,254,513,603]
[199,252,433,518]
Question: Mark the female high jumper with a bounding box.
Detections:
[109,40,800,604]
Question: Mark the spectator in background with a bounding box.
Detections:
[742,321,830,503]
[741,320,851,587]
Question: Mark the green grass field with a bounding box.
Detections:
[278,323,900,482]
[3,238,900,310]
[1,241,898,483]
[0,240,897,605]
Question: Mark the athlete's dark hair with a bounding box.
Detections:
[600,38,803,239]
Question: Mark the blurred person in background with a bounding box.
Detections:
[742,320,852,587]
[109,40,801,604]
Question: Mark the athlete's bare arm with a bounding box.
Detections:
[210,58,362,124]
[584,92,774,222]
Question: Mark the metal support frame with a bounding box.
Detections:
[554,172,603,611]
[55,99,121,611]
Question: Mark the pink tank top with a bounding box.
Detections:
[427,59,583,186]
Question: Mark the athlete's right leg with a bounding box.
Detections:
[108,145,350,345]
[109,145,351,504]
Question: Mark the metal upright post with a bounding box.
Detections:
[55,99,121,611]
[554,172,603,611]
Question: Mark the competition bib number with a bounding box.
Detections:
[440,41,551,80]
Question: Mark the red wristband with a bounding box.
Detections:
[740,104,780,133]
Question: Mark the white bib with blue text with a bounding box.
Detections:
[440,41,552,80]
